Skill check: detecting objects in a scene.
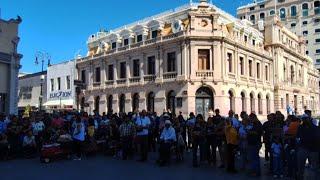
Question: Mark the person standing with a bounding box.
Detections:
[271,138,283,178]
[192,114,207,167]
[72,116,85,160]
[119,115,136,160]
[225,118,239,173]
[246,113,263,177]
[135,110,151,162]
[158,120,176,166]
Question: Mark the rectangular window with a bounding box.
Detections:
[316,29,320,33]
[198,49,210,70]
[249,60,253,77]
[260,4,265,9]
[281,98,284,109]
[112,42,117,49]
[123,39,129,46]
[151,30,158,39]
[303,31,308,36]
[95,67,101,82]
[303,21,308,25]
[227,53,233,73]
[50,79,54,91]
[239,57,244,75]
[66,76,71,89]
[108,65,114,80]
[316,59,320,63]
[257,62,260,79]
[286,94,289,107]
[57,77,61,90]
[147,56,156,75]
[167,52,176,72]
[249,7,255,11]
[120,62,126,79]
[137,35,143,42]
[133,59,140,77]
[81,70,86,84]
[317,49,320,54]
[244,35,248,43]
[316,39,320,43]
[265,65,269,81]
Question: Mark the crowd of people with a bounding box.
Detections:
[0,108,319,179]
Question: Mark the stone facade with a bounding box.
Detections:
[77,1,320,118]
[0,17,22,115]
[237,0,320,69]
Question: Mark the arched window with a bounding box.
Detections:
[167,90,176,115]
[270,10,275,15]
[119,94,126,113]
[315,1,320,15]
[280,8,286,19]
[228,90,235,112]
[250,92,255,113]
[107,95,113,113]
[132,93,140,112]
[241,91,246,112]
[250,15,256,24]
[258,94,262,115]
[302,3,309,17]
[266,95,270,114]
[95,96,100,114]
[260,12,265,20]
[147,92,155,113]
[291,6,297,17]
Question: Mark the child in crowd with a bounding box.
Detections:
[271,138,283,178]
[22,130,37,158]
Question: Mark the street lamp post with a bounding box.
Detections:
[35,51,51,111]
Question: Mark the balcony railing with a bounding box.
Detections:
[196,71,214,78]
[129,77,141,83]
[144,75,156,82]
[105,80,114,86]
[163,72,177,79]
[117,79,126,84]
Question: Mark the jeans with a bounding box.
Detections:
[192,138,206,166]
[159,142,172,165]
[239,141,248,170]
[247,144,261,175]
[136,135,148,161]
[226,144,237,172]
[297,148,319,180]
[121,136,133,160]
[273,156,283,175]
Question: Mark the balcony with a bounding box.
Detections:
[163,72,177,80]
[195,71,214,78]
[129,77,140,84]
[105,80,114,86]
[144,75,156,82]
[117,79,126,85]
[93,82,101,86]
[130,42,143,48]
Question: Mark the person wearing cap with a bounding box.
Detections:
[158,120,176,166]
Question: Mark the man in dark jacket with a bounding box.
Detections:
[296,117,320,180]
[247,113,263,177]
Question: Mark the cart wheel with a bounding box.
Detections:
[44,158,50,163]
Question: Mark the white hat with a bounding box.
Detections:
[165,120,171,125]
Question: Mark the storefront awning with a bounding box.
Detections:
[43,99,74,106]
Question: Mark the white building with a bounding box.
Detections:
[237,0,320,69]
[18,71,47,111]
[44,61,76,111]
[76,1,320,118]
[0,17,22,115]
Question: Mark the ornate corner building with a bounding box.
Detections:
[0,17,22,115]
[76,1,320,118]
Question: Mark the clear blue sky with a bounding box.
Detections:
[1,0,251,73]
